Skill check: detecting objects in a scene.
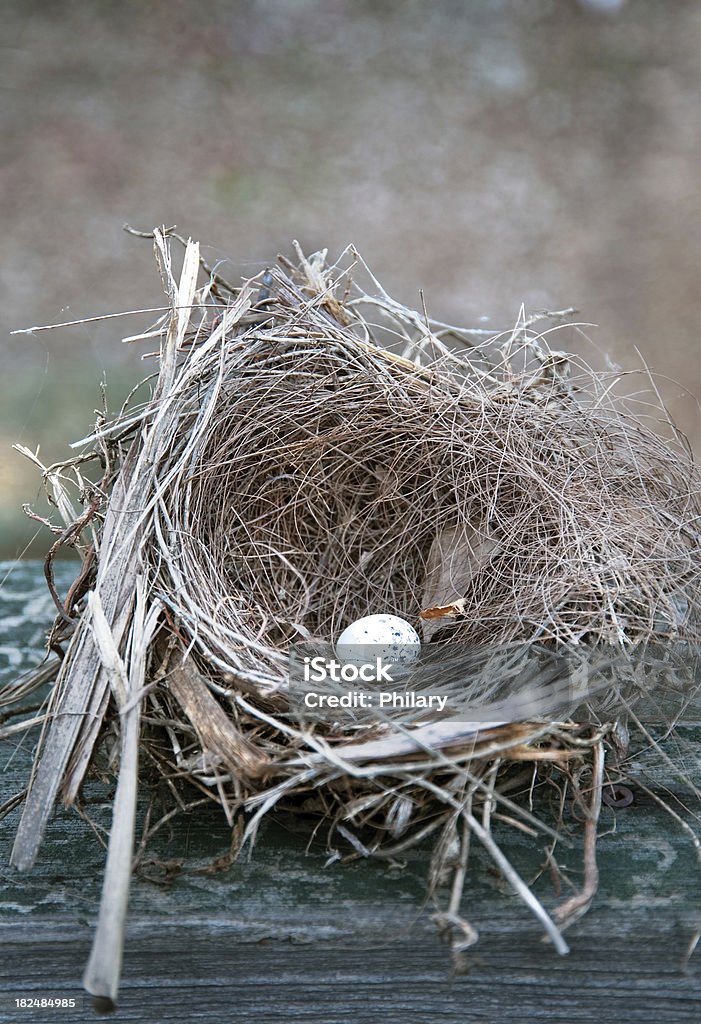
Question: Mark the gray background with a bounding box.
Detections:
[2,0,700,554]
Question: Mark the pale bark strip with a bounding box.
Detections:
[10,624,94,870]
[61,684,111,805]
[10,554,137,869]
[82,683,140,1011]
[334,720,507,762]
[86,589,129,709]
[11,404,142,870]
[10,233,199,872]
[83,579,161,1009]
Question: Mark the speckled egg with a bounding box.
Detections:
[336,614,421,668]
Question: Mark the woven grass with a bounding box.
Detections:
[5,227,701,1008]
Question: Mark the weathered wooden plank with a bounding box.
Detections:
[1,880,700,1024]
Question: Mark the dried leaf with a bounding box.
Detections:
[420,597,468,620]
[420,524,497,639]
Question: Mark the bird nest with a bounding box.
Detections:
[6,228,701,1009]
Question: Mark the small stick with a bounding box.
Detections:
[10,304,225,336]
[43,492,103,625]
[82,689,140,1013]
[463,806,569,955]
[413,775,569,955]
[82,581,161,1011]
[81,589,141,1010]
[553,740,604,929]
[432,810,480,962]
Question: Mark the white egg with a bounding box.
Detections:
[336,614,421,668]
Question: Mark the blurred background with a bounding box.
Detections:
[2,0,700,557]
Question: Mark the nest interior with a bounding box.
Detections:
[5,228,701,1005]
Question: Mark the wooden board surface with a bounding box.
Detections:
[1,561,700,1023]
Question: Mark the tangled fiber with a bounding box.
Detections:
[5,228,701,1008]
